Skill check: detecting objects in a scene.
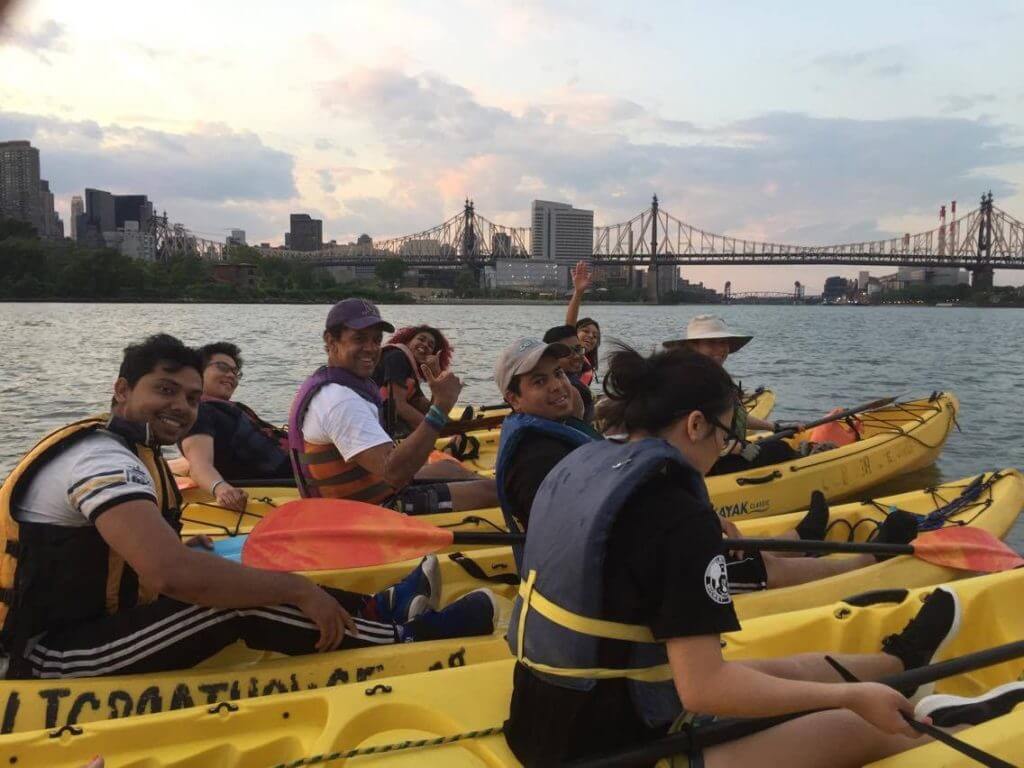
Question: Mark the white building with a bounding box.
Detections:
[226,229,246,247]
[530,200,594,289]
[489,259,562,290]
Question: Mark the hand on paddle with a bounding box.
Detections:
[294,581,359,652]
[842,683,922,737]
[719,516,745,558]
[423,361,463,413]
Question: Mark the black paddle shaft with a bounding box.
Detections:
[570,639,1024,767]
[757,396,895,444]
[447,531,912,556]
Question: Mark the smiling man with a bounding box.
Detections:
[0,334,495,679]
[493,338,602,567]
[288,299,498,514]
[179,341,293,513]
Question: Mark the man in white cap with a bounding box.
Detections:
[493,338,601,542]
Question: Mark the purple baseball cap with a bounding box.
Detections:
[324,298,395,333]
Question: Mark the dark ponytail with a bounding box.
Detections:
[601,343,736,433]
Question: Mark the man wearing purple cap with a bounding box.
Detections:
[287,299,498,514]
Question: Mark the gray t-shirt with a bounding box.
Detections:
[15,432,158,526]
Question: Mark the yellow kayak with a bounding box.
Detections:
[12,568,1024,767]
[178,387,778,538]
[3,471,1016,736]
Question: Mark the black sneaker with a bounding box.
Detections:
[881,586,962,698]
[872,510,920,561]
[797,491,829,541]
[915,681,1024,727]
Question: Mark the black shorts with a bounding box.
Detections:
[390,482,454,516]
[726,551,768,594]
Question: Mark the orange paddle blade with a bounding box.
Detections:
[240,499,455,571]
[913,527,1024,573]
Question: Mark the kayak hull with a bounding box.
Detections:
[9,568,1024,767]
[0,471,1017,736]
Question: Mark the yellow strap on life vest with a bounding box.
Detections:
[514,570,673,683]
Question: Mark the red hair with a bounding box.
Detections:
[385,325,453,371]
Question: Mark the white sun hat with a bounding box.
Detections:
[662,314,753,353]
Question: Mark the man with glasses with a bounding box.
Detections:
[179,342,292,512]
[542,325,595,423]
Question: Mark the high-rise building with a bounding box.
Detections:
[113,194,153,231]
[0,140,42,232]
[530,200,594,289]
[77,188,115,246]
[70,195,84,240]
[530,200,594,261]
[38,180,64,238]
[286,213,323,251]
[226,229,247,247]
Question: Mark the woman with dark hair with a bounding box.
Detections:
[503,344,960,767]
[373,325,454,437]
[180,342,292,511]
[564,260,601,385]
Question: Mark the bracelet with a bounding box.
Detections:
[423,405,448,431]
[211,479,226,495]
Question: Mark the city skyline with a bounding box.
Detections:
[2,1,1023,290]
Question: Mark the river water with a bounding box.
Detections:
[2,302,1022,546]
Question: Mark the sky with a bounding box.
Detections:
[1,0,1023,292]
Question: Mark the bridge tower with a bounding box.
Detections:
[724,280,732,302]
[462,198,483,288]
[971,191,995,290]
[645,195,661,303]
[794,280,802,303]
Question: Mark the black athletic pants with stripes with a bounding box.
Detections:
[16,587,402,679]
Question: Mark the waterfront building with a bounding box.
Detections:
[38,180,63,238]
[113,194,153,231]
[489,258,562,290]
[286,213,323,251]
[226,229,247,247]
[530,200,594,289]
[0,140,42,231]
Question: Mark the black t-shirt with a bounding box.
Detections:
[184,402,292,482]
[373,348,426,437]
[505,472,741,766]
[502,432,576,530]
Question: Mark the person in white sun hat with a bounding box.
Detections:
[663,315,806,475]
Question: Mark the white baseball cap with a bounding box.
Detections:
[494,337,571,395]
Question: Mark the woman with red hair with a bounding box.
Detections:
[373,325,454,437]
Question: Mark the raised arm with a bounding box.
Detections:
[564,260,592,327]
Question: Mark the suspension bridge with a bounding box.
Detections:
[153,192,1024,293]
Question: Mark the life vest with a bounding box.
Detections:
[0,415,182,663]
[197,397,290,478]
[494,413,598,568]
[809,409,862,447]
[507,437,713,728]
[287,366,395,504]
[568,373,595,423]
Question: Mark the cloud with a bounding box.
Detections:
[942,93,997,114]
[314,138,335,150]
[315,68,1023,253]
[0,18,67,63]
[811,47,908,78]
[0,111,296,203]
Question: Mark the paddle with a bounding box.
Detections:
[213,499,1024,573]
[572,638,1024,767]
[758,396,896,443]
[438,412,506,436]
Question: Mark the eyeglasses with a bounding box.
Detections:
[568,345,587,355]
[209,361,243,379]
